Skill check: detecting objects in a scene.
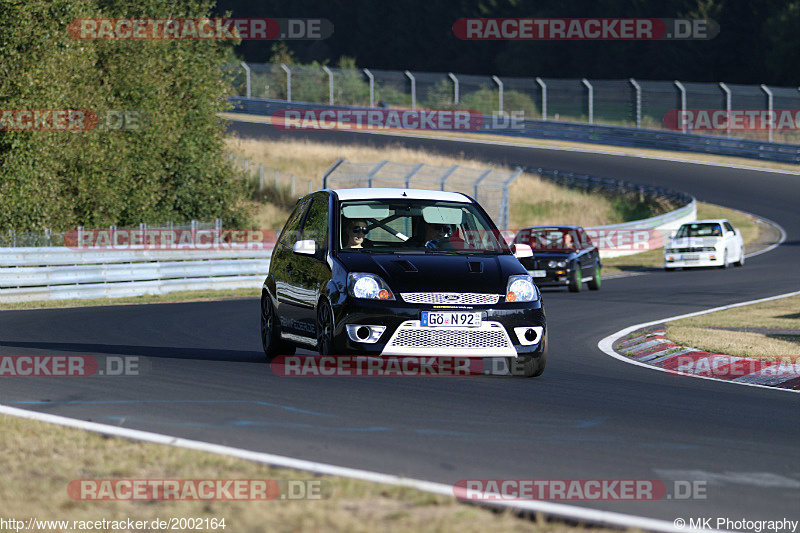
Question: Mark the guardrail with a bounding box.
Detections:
[491,119,800,164]
[0,248,271,303]
[228,96,800,164]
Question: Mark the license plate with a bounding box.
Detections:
[421,311,482,327]
[682,254,700,261]
[528,270,547,278]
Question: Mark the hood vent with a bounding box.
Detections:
[468,261,484,273]
[394,260,418,273]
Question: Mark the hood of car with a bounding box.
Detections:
[669,237,721,248]
[336,252,525,294]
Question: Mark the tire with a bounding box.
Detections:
[734,246,745,267]
[507,332,547,378]
[587,264,601,290]
[261,295,295,361]
[664,266,675,271]
[507,355,536,377]
[719,249,729,269]
[567,266,582,292]
[316,299,335,355]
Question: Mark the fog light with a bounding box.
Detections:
[514,326,543,346]
[346,324,387,344]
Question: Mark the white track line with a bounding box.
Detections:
[735,211,787,258]
[598,290,800,393]
[0,403,692,532]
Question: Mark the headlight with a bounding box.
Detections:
[547,260,567,268]
[506,275,538,302]
[347,273,395,300]
[665,248,677,253]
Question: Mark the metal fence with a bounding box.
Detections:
[230,62,800,144]
[321,158,522,230]
[229,153,314,198]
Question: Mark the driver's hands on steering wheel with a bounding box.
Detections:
[424,239,439,249]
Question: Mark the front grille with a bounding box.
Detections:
[672,247,707,253]
[388,327,510,349]
[383,321,517,356]
[400,292,500,305]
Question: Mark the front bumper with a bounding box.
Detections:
[527,268,572,286]
[333,298,546,358]
[664,250,724,268]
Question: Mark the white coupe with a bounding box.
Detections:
[664,219,745,270]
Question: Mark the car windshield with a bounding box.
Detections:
[515,228,578,251]
[675,223,723,238]
[338,199,510,254]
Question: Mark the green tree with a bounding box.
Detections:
[0,0,250,231]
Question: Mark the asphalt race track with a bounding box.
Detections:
[2,120,799,527]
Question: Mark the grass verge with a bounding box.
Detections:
[0,414,624,533]
[226,135,647,231]
[664,294,800,360]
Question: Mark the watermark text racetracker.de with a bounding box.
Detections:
[664,109,800,131]
[66,226,665,253]
[66,228,277,250]
[68,478,333,500]
[0,355,145,377]
[667,354,800,379]
[673,517,799,532]
[0,109,145,131]
[271,355,489,377]
[454,479,708,500]
[453,18,719,40]
[67,18,333,40]
[272,108,525,131]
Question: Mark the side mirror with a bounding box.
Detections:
[513,243,533,259]
[293,239,317,255]
[669,231,676,240]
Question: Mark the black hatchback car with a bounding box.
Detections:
[513,225,601,292]
[261,188,548,377]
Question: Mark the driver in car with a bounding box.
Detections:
[410,221,453,249]
[342,218,369,249]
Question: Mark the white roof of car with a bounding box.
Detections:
[333,187,472,202]
[681,219,730,225]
